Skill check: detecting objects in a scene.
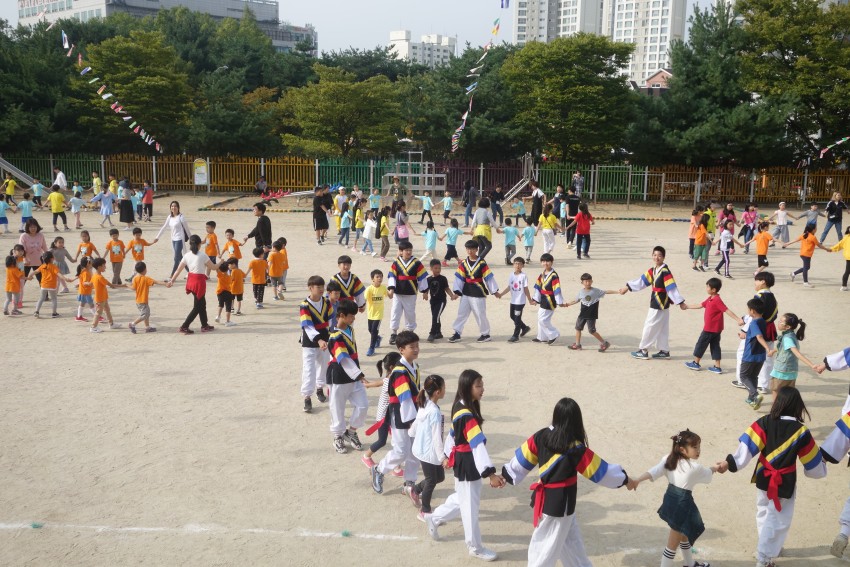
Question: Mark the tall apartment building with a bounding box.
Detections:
[513,0,686,83]
[388,30,456,68]
[16,0,318,54]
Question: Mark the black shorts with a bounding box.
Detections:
[757,255,768,267]
[313,214,329,231]
[575,317,597,333]
[233,293,243,301]
[217,291,234,308]
[443,209,451,219]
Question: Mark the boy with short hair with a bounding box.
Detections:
[46,185,69,231]
[105,228,126,285]
[300,275,332,413]
[502,217,519,265]
[522,216,536,263]
[371,330,421,495]
[220,228,242,261]
[364,269,387,356]
[438,190,453,226]
[494,256,533,342]
[227,257,245,315]
[531,253,564,345]
[125,227,152,283]
[745,221,774,276]
[449,239,499,343]
[417,191,434,224]
[128,261,168,333]
[510,196,526,226]
[204,221,220,277]
[325,281,342,335]
[268,239,288,300]
[30,177,44,209]
[682,277,743,373]
[426,258,454,342]
[733,271,779,394]
[564,186,581,246]
[386,241,428,345]
[368,187,382,217]
[89,257,125,333]
[214,262,236,327]
[244,247,267,308]
[563,272,619,352]
[2,172,18,205]
[803,202,825,232]
[69,190,85,229]
[620,246,686,360]
[738,297,777,410]
[17,193,34,232]
[331,255,365,312]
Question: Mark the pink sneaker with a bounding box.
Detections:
[391,466,404,478]
[361,455,375,469]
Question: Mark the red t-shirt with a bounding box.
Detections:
[702,294,728,333]
[575,212,593,235]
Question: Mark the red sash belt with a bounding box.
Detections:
[446,444,472,468]
[530,476,577,527]
[314,322,329,329]
[758,454,796,511]
[539,290,553,295]
[651,287,665,292]
[365,418,384,436]
[465,278,482,283]
[398,275,416,281]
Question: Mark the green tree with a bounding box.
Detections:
[502,34,637,162]
[153,7,219,80]
[738,0,850,162]
[211,9,277,91]
[281,64,403,157]
[66,30,193,153]
[320,46,428,82]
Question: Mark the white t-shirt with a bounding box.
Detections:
[508,272,528,305]
[363,219,377,240]
[647,455,713,490]
[719,229,733,250]
[156,214,191,242]
[182,251,210,274]
[775,210,788,226]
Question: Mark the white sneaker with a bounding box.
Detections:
[841,286,849,291]
[803,282,814,287]
[469,547,497,562]
[426,514,440,541]
[790,271,797,283]
[371,252,377,257]
[225,321,236,327]
[109,323,121,329]
[214,316,220,322]
[90,327,103,333]
[831,533,849,558]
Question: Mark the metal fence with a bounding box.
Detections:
[1,152,847,206]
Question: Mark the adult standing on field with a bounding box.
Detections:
[462,181,479,227]
[313,186,330,245]
[243,202,273,257]
[153,201,192,277]
[571,170,585,197]
[52,166,67,193]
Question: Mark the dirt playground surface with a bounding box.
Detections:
[1,196,848,566]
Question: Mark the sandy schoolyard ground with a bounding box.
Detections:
[0,196,848,566]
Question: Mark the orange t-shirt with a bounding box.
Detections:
[268,250,288,277]
[248,258,266,284]
[799,234,819,257]
[77,270,92,295]
[129,238,151,261]
[5,266,23,293]
[230,268,245,295]
[91,272,108,303]
[132,275,155,304]
[688,215,700,239]
[37,263,60,289]
[694,225,708,246]
[77,241,98,258]
[105,239,126,263]
[755,231,773,256]
[222,239,242,259]
[216,271,232,294]
[204,233,219,257]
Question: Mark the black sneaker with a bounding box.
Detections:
[547,337,558,345]
[520,325,531,337]
[333,435,347,454]
[426,334,435,343]
[730,380,748,390]
[434,332,443,339]
[477,334,491,343]
[316,388,327,403]
[303,397,312,413]
[507,335,519,343]
[531,338,543,343]
[448,332,461,343]
[389,333,397,345]
[651,351,671,360]
[345,429,363,450]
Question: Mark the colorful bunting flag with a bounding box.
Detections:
[819,136,849,159]
[66,44,75,57]
[97,85,106,95]
[80,67,92,76]
[61,30,69,49]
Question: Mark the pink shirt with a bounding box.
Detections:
[18,232,48,267]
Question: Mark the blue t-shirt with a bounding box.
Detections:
[71,185,83,195]
[503,226,519,246]
[0,201,7,218]
[340,211,352,229]
[424,229,437,249]
[31,183,44,197]
[444,227,461,246]
[512,201,526,215]
[522,226,535,246]
[743,317,767,362]
[69,197,84,213]
[131,194,141,208]
[368,194,381,209]
[419,196,433,211]
[442,196,453,210]
[18,201,34,217]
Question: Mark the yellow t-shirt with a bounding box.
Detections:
[539,214,558,230]
[380,217,390,237]
[47,191,65,213]
[108,180,119,195]
[365,284,387,321]
[4,179,16,196]
[92,176,102,192]
[354,209,365,229]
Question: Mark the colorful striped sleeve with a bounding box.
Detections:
[826,347,850,372]
[663,270,684,304]
[416,263,429,291]
[575,446,626,488]
[739,423,766,456]
[463,416,487,449]
[626,270,650,292]
[393,373,412,403]
[796,431,823,470]
[821,413,850,463]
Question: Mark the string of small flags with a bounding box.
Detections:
[62,30,164,153]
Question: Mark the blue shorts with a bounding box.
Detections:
[22,216,32,224]
[78,294,93,305]
[0,217,7,225]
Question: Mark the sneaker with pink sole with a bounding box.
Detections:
[361,455,375,469]
[391,466,404,477]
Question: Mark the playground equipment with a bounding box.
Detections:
[0,156,35,187]
[382,152,447,198]
[502,153,534,201]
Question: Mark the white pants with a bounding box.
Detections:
[537,307,559,341]
[377,423,418,483]
[300,347,329,397]
[528,513,591,567]
[839,493,850,537]
[737,339,774,389]
[328,382,368,436]
[453,296,490,336]
[542,229,555,254]
[638,308,670,351]
[390,294,417,332]
[755,489,795,563]
[431,478,483,552]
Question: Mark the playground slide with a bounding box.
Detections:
[0,156,35,187]
[502,176,530,202]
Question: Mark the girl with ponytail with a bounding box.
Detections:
[769,313,817,399]
[410,375,447,521]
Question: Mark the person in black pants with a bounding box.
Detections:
[564,186,581,246]
[490,185,505,226]
[426,259,454,342]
